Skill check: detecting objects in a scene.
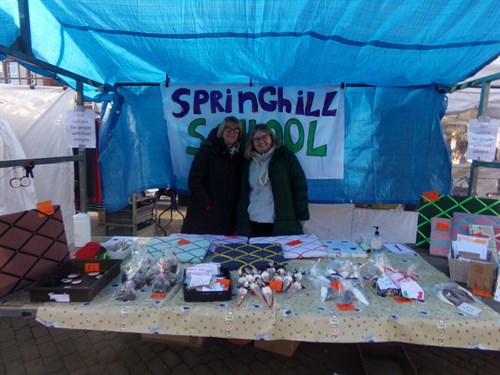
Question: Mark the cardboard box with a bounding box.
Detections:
[141,333,205,349]
[254,339,300,357]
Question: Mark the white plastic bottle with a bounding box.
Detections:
[73,212,91,247]
[370,226,383,253]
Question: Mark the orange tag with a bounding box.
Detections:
[394,296,413,303]
[336,303,356,311]
[330,280,342,291]
[471,289,493,298]
[36,200,55,218]
[268,280,283,292]
[286,240,303,246]
[84,263,100,273]
[216,279,230,290]
[436,221,450,231]
[150,293,167,299]
[177,239,191,245]
[422,191,439,202]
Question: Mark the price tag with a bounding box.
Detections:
[457,302,482,316]
[422,191,439,202]
[150,293,167,299]
[336,303,356,311]
[216,278,231,290]
[330,280,343,291]
[84,263,100,273]
[36,200,55,218]
[49,293,70,302]
[268,280,283,292]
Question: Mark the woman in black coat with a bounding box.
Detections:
[181,116,244,235]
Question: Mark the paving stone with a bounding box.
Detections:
[42,354,66,373]
[3,362,25,375]
[192,364,216,375]
[57,339,77,355]
[23,358,45,375]
[79,348,101,366]
[129,361,150,375]
[136,341,157,362]
[62,352,86,371]
[160,348,182,368]
[178,348,202,367]
[20,344,40,362]
[86,329,107,344]
[15,326,33,341]
[471,357,500,374]
[97,346,118,363]
[38,341,58,358]
[30,325,49,340]
[109,335,131,353]
[170,363,196,375]
[10,318,29,330]
[1,345,22,361]
[117,347,143,367]
[0,327,15,342]
[223,356,252,374]
[107,360,131,375]
[72,334,94,352]
[207,358,234,375]
[147,357,172,375]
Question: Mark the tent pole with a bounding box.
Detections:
[477,81,491,119]
[75,81,88,213]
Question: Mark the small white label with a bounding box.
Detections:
[48,293,70,302]
[377,277,398,290]
[457,302,482,316]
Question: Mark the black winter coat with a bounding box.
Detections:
[181,128,243,235]
[237,146,309,236]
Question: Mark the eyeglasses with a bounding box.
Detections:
[224,127,240,134]
[253,135,270,143]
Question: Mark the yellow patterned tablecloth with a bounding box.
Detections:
[34,253,500,350]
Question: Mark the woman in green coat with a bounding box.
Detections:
[237,124,309,237]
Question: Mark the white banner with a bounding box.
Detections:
[161,84,344,187]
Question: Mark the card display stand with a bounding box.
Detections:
[416,195,500,248]
[105,193,157,236]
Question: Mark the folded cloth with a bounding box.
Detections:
[169,233,248,254]
[146,235,210,263]
[213,243,284,270]
[249,234,326,259]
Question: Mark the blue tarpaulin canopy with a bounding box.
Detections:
[1,1,499,211]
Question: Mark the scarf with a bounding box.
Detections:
[251,146,275,186]
[227,142,240,157]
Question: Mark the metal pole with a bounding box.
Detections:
[75,80,88,213]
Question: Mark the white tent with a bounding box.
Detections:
[0,84,76,243]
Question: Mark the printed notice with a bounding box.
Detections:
[66,109,96,148]
[466,119,500,161]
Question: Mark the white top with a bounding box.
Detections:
[247,161,275,223]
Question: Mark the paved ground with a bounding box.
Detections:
[1,201,499,374]
[1,316,499,375]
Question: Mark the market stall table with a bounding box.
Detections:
[2,248,498,351]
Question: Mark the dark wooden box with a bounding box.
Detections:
[29,259,121,302]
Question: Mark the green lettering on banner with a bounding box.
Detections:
[284,118,304,152]
[266,119,283,144]
[187,118,206,155]
[307,121,327,157]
